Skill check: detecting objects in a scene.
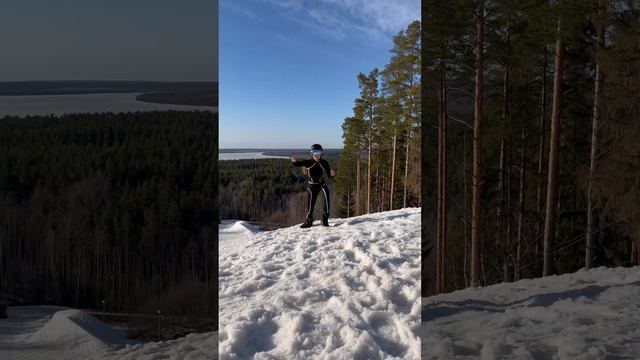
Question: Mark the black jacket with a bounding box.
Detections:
[293,158,333,185]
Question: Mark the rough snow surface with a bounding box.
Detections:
[97,331,218,360]
[219,220,257,255]
[0,306,131,360]
[219,208,422,359]
[0,306,217,360]
[422,266,640,359]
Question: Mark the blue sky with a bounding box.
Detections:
[220,0,420,149]
[0,0,217,81]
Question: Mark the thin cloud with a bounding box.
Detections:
[265,0,419,42]
[220,1,260,20]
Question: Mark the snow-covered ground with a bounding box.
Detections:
[98,331,217,360]
[0,306,218,360]
[218,208,422,359]
[219,220,258,255]
[0,306,133,360]
[422,266,640,359]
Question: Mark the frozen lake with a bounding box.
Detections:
[0,93,216,117]
[219,152,289,160]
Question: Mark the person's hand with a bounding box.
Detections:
[330,169,336,177]
[290,155,296,162]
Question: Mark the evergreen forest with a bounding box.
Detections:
[0,111,217,326]
[423,0,640,295]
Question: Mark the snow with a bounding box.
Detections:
[218,208,422,359]
[0,306,132,360]
[219,220,257,255]
[0,306,218,360]
[98,332,218,360]
[26,309,131,352]
[422,266,640,359]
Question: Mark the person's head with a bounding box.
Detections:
[310,144,323,162]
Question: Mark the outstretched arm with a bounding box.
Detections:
[291,155,310,167]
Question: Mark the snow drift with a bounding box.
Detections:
[219,220,258,255]
[0,306,133,360]
[97,331,218,360]
[422,266,640,359]
[218,208,422,359]
[220,220,259,235]
[27,309,128,352]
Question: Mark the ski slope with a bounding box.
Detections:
[219,208,422,359]
[422,266,640,359]
[219,220,258,255]
[0,306,218,360]
[0,306,133,360]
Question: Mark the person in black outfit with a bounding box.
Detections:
[291,144,336,228]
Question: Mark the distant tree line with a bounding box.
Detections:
[0,111,217,323]
[136,91,218,107]
[336,21,422,217]
[423,0,640,295]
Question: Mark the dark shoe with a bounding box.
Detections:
[322,214,329,227]
[300,219,313,228]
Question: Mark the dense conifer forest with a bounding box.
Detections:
[423,0,640,295]
[0,111,217,324]
[335,21,422,218]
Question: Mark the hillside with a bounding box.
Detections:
[422,266,640,359]
[218,208,422,359]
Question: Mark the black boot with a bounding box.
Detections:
[300,218,313,228]
[322,214,329,227]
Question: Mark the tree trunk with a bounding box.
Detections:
[471,0,484,287]
[516,127,526,280]
[356,148,361,216]
[498,66,510,282]
[536,45,548,260]
[436,74,448,293]
[390,127,397,211]
[347,183,351,217]
[368,126,372,214]
[441,78,448,293]
[404,133,410,208]
[436,83,442,293]
[376,153,381,213]
[543,18,565,277]
[586,5,605,270]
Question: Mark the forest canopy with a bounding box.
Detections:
[0,111,217,323]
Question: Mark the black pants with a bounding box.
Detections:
[305,183,330,220]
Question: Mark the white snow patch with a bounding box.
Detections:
[219,220,258,256]
[422,266,640,359]
[0,306,132,360]
[220,221,259,235]
[97,331,218,360]
[26,309,129,352]
[0,306,217,360]
[219,208,422,359]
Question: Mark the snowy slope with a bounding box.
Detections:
[96,331,218,360]
[219,220,257,255]
[0,306,132,360]
[0,306,217,360]
[422,266,640,359]
[219,208,422,359]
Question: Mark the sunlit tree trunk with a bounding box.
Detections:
[543,17,565,277]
